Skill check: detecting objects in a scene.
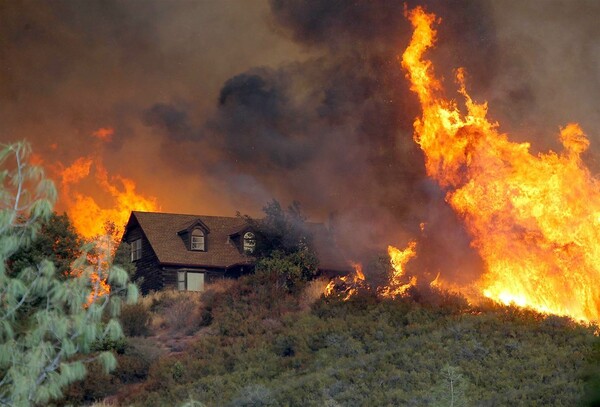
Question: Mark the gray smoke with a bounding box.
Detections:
[143,0,498,280]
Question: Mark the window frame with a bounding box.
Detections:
[177,271,204,292]
[177,271,186,291]
[243,231,256,254]
[131,238,142,262]
[191,229,205,251]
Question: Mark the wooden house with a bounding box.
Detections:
[122,211,347,293]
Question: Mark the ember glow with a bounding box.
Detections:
[402,7,600,322]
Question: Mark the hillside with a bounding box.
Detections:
[55,273,599,407]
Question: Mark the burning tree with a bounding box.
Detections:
[0,142,138,405]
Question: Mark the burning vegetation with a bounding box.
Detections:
[325,6,600,325]
[16,5,599,325]
[33,129,161,302]
[403,7,600,322]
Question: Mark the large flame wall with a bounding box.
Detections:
[402,7,600,322]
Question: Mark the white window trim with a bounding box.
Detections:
[177,271,204,292]
[243,231,256,254]
[191,231,205,251]
[177,271,186,291]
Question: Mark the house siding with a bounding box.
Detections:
[126,226,164,294]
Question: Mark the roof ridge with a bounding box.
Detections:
[133,210,242,220]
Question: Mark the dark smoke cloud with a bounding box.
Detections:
[1,0,301,213]
[213,70,314,170]
[143,103,199,143]
[142,0,496,282]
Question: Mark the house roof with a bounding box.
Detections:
[126,211,252,269]
[124,211,349,272]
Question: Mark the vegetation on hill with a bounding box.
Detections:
[59,270,598,406]
[3,144,598,406]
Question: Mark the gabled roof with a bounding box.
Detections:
[124,210,349,272]
[177,218,210,235]
[125,211,252,269]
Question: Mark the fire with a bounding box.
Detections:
[56,129,160,241]
[378,241,418,298]
[69,235,114,305]
[325,262,368,301]
[324,243,421,301]
[47,128,159,302]
[402,7,600,322]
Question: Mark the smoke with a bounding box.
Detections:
[140,0,501,282]
[4,1,600,285]
[484,1,600,158]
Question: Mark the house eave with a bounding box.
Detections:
[158,260,253,270]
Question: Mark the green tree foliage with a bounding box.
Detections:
[113,241,136,280]
[9,212,83,278]
[0,141,138,406]
[101,220,136,280]
[241,200,318,292]
[430,364,472,407]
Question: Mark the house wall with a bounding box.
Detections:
[161,267,230,291]
[126,226,164,294]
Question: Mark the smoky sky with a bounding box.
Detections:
[3,0,600,283]
[142,0,499,279]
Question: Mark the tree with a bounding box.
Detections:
[0,141,138,405]
[101,220,137,281]
[430,364,472,407]
[241,200,318,292]
[9,212,83,278]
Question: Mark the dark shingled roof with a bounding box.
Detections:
[126,211,349,272]
[129,211,253,268]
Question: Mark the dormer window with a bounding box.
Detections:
[191,229,205,251]
[243,232,256,254]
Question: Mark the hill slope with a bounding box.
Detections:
[110,276,597,406]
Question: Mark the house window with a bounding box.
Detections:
[177,271,186,291]
[191,229,205,251]
[177,271,204,292]
[131,239,142,262]
[243,232,256,254]
[187,272,204,291]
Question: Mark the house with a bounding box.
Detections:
[122,211,348,293]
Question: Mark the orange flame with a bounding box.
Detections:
[59,156,159,240]
[47,128,160,301]
[57,127,160,242]
[325,261,367,300]
[379,241,418,298]
[402,7,600,322]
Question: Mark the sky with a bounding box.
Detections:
[2,0,600,276]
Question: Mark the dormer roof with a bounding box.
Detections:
[124,211,252,268]
[177,218,211,236]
